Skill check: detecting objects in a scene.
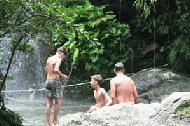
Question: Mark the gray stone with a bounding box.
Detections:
[130,68,190,103]
[59,93,190,126]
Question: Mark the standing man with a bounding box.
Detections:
[45,46,68,126]
[110,62,138,104]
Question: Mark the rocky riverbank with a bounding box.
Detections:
[59,92,190,126]
[59,68,190,126]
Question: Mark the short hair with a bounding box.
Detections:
[57,46,68,55]
[91,75,104,86]
[114,62,124,71]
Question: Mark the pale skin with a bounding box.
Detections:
[45,51,68,126]
[110,69,138,104]
[87,77,112,113]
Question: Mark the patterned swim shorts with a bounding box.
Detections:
[45,79,63,99]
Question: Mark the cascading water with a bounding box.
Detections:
[0,36,92,126]
[0,37,46,93]
[0,36,48,125]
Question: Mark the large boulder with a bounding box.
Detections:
[149,92,190,126]
[59,103,159,126]
[130,68,190,103]
[59,92,190,126]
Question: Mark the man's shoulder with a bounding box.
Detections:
[111,76,117,81]
[125,75,132,80]
[53,56,62,63]
[47,56,51,60]
[111,75,124,81]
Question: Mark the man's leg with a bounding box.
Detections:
[53,97,62,125]
[46,97,53,126]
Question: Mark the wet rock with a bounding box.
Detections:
[149,92,190,126]
[59,92,190,126]
[130,68,190,103]
[59,103,159,126]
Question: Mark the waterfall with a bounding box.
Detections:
[0,36,91,126]
[0,36,46,98]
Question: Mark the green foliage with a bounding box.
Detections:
[16,43,34,53]
[1,0,190,77]
[1,0,190,97]
[0,95,5,109]
[135,0,156,19]
[0,0,130,96]
[0,95,22,126]
[175,101,190,118]
[11,39,34,54]
[22,0,131,77]
[132,0,190,72]
[169,38,190,63]
[0,108,23,126]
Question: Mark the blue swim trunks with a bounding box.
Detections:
[45,79,63,99]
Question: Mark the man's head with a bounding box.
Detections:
[91,75,104,88]
[56,46,68,60]
[114,62,125,73]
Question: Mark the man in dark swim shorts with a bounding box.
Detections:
[45,46,68,126]
[45,79,62,100]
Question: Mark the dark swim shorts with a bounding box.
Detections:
[45,79,63,100]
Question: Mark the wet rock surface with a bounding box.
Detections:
[130,68,190,103]
[59,92,190,126]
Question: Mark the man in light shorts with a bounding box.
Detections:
[45,46,68,126]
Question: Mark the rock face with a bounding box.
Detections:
[59,103,159,126]
[149,92,190,126]
[59,92,190,126]
[130,68,190,103]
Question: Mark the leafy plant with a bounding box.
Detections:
[175,101,190,118]
[0,108,23,126]
[0,95,22,126]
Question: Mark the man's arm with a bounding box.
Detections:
[54,58,68,80]
[45,58,50,73]
[110,79,116,104]
[93,91,99,107]
[101,89,112,106]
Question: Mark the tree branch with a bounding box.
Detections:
[0,31,10,38]
[0,36,23,92]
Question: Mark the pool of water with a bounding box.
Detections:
[5,97,94,126]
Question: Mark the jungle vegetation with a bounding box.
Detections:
[0,0,190,95]
[0,1,190,124]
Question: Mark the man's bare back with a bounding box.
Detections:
[110,62,138,104]
[46,56,61,80]
[111,74,138,104]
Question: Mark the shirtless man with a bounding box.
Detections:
[87,75,112,113]
[45,46,68,126]
[110,62,138,104]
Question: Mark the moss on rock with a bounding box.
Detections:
[0,95,23,126]
[175,101,190,118]
[0,107,23,126]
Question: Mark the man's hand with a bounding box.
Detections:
[62,74,69,80]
